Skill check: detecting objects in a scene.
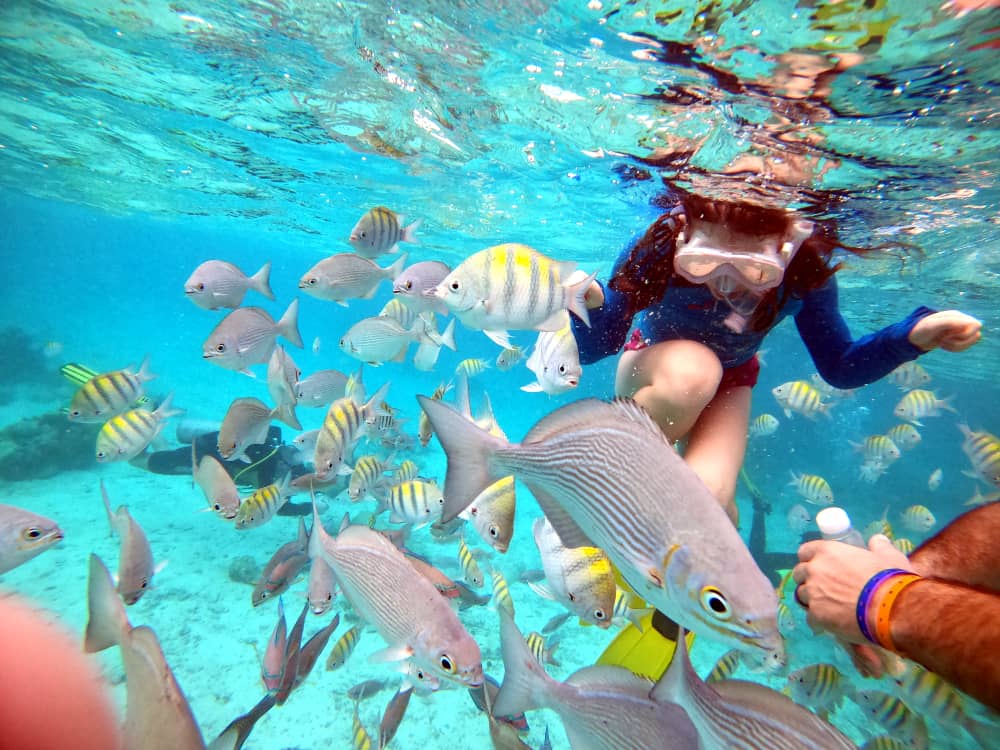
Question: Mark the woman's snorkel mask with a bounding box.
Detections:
[674,216,815,332]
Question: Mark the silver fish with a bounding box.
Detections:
[392,259,451,314]
[349,206,420,258]
[418,396,784,664]
[492,607,699,750]
[0,504,62,574]
[308,516,337,615]
[202,300,302,373]
[654,628,854,749]
[295,368,351,408]
[217,397,274,463]
[521,311,582,395]
[252,519,309,607]
[184,260,274,310]
[84,554,206,750]
[101,480,158,605]
[267,346,301,430]
[311,504,483,687]
[299,252,407,306]
[193,454,241,520]
[339,315,444,366]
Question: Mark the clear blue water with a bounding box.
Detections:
[1,1,999,748]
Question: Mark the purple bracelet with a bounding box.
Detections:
[855,568,910,644]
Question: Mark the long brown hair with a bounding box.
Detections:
[610,194,888,332]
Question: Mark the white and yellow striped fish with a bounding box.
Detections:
[95,394,182,463]
[887,361,932,391]
[455,358,491,379]
[393,459,420,484]
[850,689,929,750]
[313,382,390,479]
[348,454,392,502]
[894,388,956,425]
[69,355,156,423]
[382,479,444,527]
[495,344,525,371]
[457,536,485,588]
[490,569,515,617]
[772,380,831,420]
[431,243,596,348]
[325,625,362,671]
[748,413,780,439]
[899,504,936,534]
[886,423,921,451]
[958,423,1000,487]
[850,435,901,465]
[784,663,846,712]
[524,631,560,666]
[706,648,742,684]
[461,475,515,553]
[788,471,834,506]
[233,477,290,530]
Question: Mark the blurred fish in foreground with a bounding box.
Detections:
[0,503,63,574]
[420,396,783,664]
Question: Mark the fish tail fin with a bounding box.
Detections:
[386,252,409,281]
[84,553,129,653]
[565,271,598,329]
[492,607,553,718]
[251,261,276,300]
[136,353,158,384]
[277,298,304,349]
[153,392,185,421]
[940,394,959,414]
[98,480,116,538]
[275,401,302,431]
[416,395,505,523]
[402,218,421,244]
[439,317,457,351]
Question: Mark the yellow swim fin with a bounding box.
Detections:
[60,362,98,386]
[597,610,695,682]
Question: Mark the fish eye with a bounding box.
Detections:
[308,278,317,286]
[259,590,268,600]
[23,527,42,540]
[558,364,567,374]
[215,343,226,352]
[567,592,576,602]
[197,283,205,291]
[439,655,456,673]
[213,503,221,511]
[450,280,460,291]
[96,451,106,459]
[593,608,607,621]
[405,280,413,290]
[488,524,499,539]
[140,578,148,589]
[700,586,732,619]
[70,409,80,417]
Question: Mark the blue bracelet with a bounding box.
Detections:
[856,568,910,644]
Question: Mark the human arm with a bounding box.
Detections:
[569,250,639,364]
[792,529,1000,711]
[908,501,1000,590]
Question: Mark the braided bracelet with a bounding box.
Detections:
[855,568,911,645]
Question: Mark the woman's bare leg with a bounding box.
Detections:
[684,385,753,525]
[615,340,723,443]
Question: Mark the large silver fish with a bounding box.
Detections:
[84,554,206,750]
[310,503,483,687]
[492,607,699,750]
[202,300,302,373]
[0,504,62,574]
[101,480,159,605]
[418,396,784,664]
[217,397,274,463]
[392,259,451,314]
[184,260,275,310]
[654,628,856,749]
[299,252,407,306]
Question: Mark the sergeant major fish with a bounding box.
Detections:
[184,259,275,310]
[68,355,157,422]
[893,389,956,425]
[349,206,420,258]
[313,382,391,480]
[310,504,483,687]
[419,395,784,663]
[202,300,303,373]
[431,243,596,349]
[772,380,832,420]
[96,393,183,463]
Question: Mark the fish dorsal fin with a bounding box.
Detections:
[521,398,662,447]
[650,626,700,708]
[565,664,652,692]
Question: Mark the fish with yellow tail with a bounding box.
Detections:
[530,516,616,629]
[431,243,596,348]
[655,627,855,749]
[419,395,785,664]
[310,502,483,687]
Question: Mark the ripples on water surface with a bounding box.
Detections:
[0,1,998,749]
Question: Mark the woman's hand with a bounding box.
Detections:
[792,534,912,643]
[908,310,982,352]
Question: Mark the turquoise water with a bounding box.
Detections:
[1,1,999,748]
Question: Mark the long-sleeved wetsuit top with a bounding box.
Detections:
[572,247,935,390]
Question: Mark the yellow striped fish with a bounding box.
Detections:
[455,358,491,379]
[431,243,595,348]
[457,536,485,588]
[861,737,911,750]
[850,689,929,750]
[777,601,796,632]
[489,569,514,617]
[393,459,420,484]
[748,413,780,439]
[233,477,290,530]
[325,625,362,671]
[886,423,921,451]
[349,206,419,259]
[378,297,418,328]
[348,455,390,502]
[69,355,156,423]
[610,587,652,629]
[525,631,559,666]
[784,663,845,712]
[706,648,742,684]
[888,361,932,391]
[495,345,525,371]
[351,701,374,750]
[382,479,444,527]
[894,388,956,425]
[95,394,182,463]
[772,380,831,420]
[892,538,915,555]
[418,381,451,447]
[313,382,390,479]
[900,505,936,534]
[851,435,900,465]
[958,423,1000,487]
[462,475,516,553]
[889,662,968,727]
[788,471,834,505]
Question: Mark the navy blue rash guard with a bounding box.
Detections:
[572,250,935,390]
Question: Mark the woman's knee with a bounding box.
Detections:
[616,340,723,407]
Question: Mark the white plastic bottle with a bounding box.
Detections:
[816,506,866,548]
